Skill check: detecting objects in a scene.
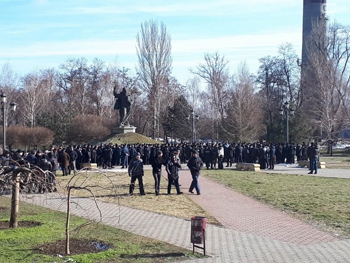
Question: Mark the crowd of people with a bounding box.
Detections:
[1,140,319,195]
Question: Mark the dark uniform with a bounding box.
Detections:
[268,145,276,169]
[204,146,212,169]
[128,154,145,195]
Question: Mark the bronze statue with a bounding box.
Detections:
[114,86,133,126]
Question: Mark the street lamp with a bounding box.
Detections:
[279,101,295,143]
[1,93,17,151]
[168,108,174,144]
[186,109,199,143]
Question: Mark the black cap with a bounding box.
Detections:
[157,150,163,155]
[136,152,141,157]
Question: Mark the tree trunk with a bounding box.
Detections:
[9,173,20,228]
[327,143,330,154]
[65,187,71,255]
[327,140,333,156]
[153,107,157,139]
[329,141,333,156]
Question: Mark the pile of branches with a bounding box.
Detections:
[0,161,57,195]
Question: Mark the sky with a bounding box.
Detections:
[0,0,350,84]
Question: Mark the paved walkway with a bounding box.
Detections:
[20,165,350,263]
[260,162,350,179]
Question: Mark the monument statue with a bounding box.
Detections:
[114,86,133,127]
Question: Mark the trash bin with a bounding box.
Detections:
[191,216,206,244]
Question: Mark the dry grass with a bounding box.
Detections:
[56,169,220,225]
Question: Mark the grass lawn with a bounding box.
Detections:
[202,169,350,237]
[56,169,220,225]
[321,156,350,169]
[0,196,204,263]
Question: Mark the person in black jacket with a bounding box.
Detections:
[128,153,145,195]
[12,149,25,165]
[150,150,167,196]
[308,143,319,174]
[204,145,212,169]
[268,144,276,170]
[226,143,235,167]
[258,144,267,169]
[39,154,52,171]
[187,149,203,195]
[48,152,59,175]
[166,155,182,195]
[103,146,113,169]
[68,147,78,175]
[235,143,243,163]
[143,144,150,165]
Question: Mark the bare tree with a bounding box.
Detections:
[304,22,350,150]
[64,170,122,254]
[136,19,172,139]
[185,76,201,110]
[190,52,229,139]
[183,77,206,140]
[19,71,53,127]
[0,63,19,90]
[87,58,120,119]
[56,57,90,115]
[278,43,301,106]
[87,58,107,116]
[224,63,263,141]
[191,52,229,119]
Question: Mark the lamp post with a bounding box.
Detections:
[1,93,17,151]
[186,109,199,143]
[168,108,174,144]
[279,101,295,143]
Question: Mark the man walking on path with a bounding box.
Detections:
[187,149,203,195]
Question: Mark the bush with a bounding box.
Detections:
[66,114,110,144]
[6,125,54,149]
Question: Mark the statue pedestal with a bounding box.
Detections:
[112,126,136,134]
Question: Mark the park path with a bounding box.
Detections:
[19,165,350,262]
